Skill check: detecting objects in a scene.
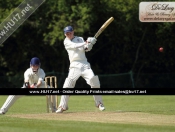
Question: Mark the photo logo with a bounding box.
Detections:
[139,2,175,22]
[0,0,45,45]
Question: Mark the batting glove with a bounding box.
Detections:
[87,37,97,45]
[84,43,93,52]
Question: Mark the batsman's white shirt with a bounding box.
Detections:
[64,36,88,67]
[24,68,45,87]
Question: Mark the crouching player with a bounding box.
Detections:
[0,57,56,115]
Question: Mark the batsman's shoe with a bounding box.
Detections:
[0,109,6,115]
[56,106,68,113]
[98,104,105,111]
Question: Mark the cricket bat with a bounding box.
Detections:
[94,17,114,38]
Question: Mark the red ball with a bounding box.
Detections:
[159,47,163,52]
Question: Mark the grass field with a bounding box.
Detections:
[0,95,175,132]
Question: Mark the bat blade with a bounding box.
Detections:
[94,17,114,38]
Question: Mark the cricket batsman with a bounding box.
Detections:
[56,26,105,113]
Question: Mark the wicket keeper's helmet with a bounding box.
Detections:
[30,57,40,66]
[64,26,73,33]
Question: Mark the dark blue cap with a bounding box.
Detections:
[63,26,73,33]
[30,57,40,65]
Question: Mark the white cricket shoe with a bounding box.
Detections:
[98,104,105,111]
[56,106,68,113]
[0,109,5,115]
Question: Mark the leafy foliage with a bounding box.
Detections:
[0,0,175,82]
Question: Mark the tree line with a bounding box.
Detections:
[0,0,175,81]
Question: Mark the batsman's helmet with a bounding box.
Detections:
[64,26,73,33]
[30,57,40,66]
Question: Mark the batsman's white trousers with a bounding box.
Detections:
[58,62,104,110]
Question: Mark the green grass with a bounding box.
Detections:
[1,118,175,132]
[0,95,175,132]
